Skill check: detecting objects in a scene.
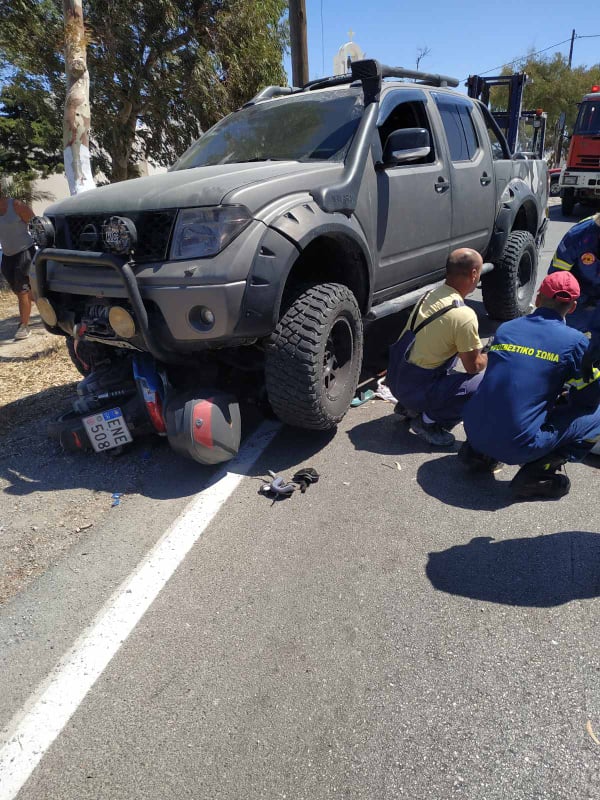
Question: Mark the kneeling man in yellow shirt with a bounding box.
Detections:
[387,248,487,446]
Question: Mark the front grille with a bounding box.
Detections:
[55,210,177,263]
[574,156,600,169]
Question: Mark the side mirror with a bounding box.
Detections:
[381,128,431,166]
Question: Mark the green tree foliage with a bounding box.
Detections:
[497,52,600,153]
[0,71,63,178]
[0,0,289,182]
[0,172,55,205]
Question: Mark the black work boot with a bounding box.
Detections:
[458,441,503,474]
[393,402,418,422]
[510,454,570,499]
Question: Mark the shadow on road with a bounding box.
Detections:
[0,401,337,501]
[547,202,593,225]
[426,531,600,607]
[417,453,512,511]
[347,410,458,457]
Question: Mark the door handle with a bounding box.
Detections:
[480,172,492,186]
[435,177,450,193]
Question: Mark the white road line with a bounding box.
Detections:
[0,421,280,800]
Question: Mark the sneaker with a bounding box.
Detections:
[410,413,455,446]
[14,324,31,340]
[510,455,570,499]
[458,441,503,474]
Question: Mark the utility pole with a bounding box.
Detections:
[568,28,576,68]
[555,29,576,165]
[289,0,309,87]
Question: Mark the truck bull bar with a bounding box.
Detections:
[34,248,184,365]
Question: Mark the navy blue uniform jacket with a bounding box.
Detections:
[463,308,589,464]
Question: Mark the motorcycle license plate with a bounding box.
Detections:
[83,407,133,452]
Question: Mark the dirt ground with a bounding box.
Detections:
[0,289,81,433]
[0,289,146,604]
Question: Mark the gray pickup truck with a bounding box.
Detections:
[32,59,548,433]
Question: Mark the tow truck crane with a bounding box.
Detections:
[467,73,547,159]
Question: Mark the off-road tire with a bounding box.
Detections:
[482,230,538,320]
[265,283,363,430]
[561,189,576,216]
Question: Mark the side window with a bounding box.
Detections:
[434,96,480,162]
[477,103,509,160]
[436,104,466,160]
[377,99,435,164]
[485,120,505,161]
[458,106,479,158]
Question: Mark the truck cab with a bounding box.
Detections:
[560,88,600,215]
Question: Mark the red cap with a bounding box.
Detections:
[538,272,580,302]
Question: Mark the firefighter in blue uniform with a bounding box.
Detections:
[461,272,600,499]
[548,212,600,343]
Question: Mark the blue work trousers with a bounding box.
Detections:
[389,330,484,426]
[510,404,600,464]
[467,392,600,466]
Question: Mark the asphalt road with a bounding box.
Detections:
[2,204,600,800]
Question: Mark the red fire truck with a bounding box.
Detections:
[560,86,600,215]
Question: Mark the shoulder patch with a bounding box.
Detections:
[581,252,597,266]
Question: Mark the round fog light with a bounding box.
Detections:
[29,216,55,248]
[200,307,215,326]
[37,297,58,327]
[109,306,136,338]
[189,305,215,332]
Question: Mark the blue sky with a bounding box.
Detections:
[284,0,600,88]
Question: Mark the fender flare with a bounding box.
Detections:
[486,179,543,263]
[234,203,373,338]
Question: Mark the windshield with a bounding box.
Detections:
[172,88,363,170]
[574,101,600,135]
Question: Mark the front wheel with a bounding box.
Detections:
[66,337,115,376]
[265,283,363,430]
[482,230,538,320]
[561,189,576,216]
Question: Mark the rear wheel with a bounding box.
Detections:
[482,230,538,320]
[561,189,576,216]
[47,410,91,452]
[265,283,363,430]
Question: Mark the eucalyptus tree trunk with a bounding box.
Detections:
[62,0,95,194]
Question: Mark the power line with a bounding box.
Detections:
[463,33,600,82]
[464,37,573,81]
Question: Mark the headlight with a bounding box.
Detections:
[29,216,55,248]
[562,175,578,186]
[170,206,252,260]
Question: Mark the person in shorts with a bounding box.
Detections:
[0,193,36,340]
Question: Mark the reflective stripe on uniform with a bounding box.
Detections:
[551,257,573,271]
[567,367,600,390]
